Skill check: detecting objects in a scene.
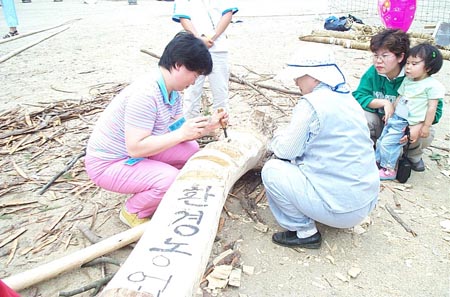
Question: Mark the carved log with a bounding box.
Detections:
[100,129,267,297]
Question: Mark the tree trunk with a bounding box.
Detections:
[100,129,267,297]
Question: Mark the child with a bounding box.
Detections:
[172,0,238,119]
[85,31,228,228]
[376,43,445,180]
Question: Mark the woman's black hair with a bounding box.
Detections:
[159,31,212,76]
[370,29,410,67]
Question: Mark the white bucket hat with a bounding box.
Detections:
[275,45,347,90]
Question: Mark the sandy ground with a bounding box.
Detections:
[1,0,450,296]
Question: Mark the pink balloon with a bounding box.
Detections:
[378,0,417,32]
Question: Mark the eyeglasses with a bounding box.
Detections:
[372,53,395,62]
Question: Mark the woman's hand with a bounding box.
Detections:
[179,116,211,141]
[399,124,422,144]
[200,35,214,48]
[206,109,228,134]
[178,109,228,141]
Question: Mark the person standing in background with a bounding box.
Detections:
[172,0,238,119]
[1,0,19,39]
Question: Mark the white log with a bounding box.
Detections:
[100,129,267,297]
[2,222,149,292]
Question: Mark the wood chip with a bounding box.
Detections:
[348,267,361,278]
[209,265,233,280]
[12,160,28,179]
[5,238,18,266]
[242,265,255,275]
[212,249,234,266]
[325,255,335,265]
[228,268,242,287]
[335,272,349,282]
[253,222,268,233]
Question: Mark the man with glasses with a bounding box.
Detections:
[352,29,444,172]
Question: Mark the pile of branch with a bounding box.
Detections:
[0,83,127,198]
[299,24,450,60]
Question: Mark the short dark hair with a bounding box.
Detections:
[370,29,410,67]
[159,31,212,76]
[408,43,443,76]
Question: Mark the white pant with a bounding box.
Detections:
[183,51,229,118]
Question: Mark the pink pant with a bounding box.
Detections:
[85,141,199,218]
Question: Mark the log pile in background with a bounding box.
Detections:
[299,24,450,60]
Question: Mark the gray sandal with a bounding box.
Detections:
[3,30,19,39]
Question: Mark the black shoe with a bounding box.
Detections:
[272,230,322,249]
[409,158,425,172]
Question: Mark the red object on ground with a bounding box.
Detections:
[0,280,20,297]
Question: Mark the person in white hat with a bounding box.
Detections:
[261,46,380,249]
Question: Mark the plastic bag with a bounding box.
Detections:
[324,16,353,31]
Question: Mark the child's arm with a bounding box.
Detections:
[420,99,438,138]
[211,11,233,41]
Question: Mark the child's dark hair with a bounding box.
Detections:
[408,43,443,75]
[370,29,410,67]
[159,31,212,76]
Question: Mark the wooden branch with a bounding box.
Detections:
[300,34,450,60]
[299,35,370,50]
[99,130,267,297]
[249,82,301,96]
[38,150,86,195]
[0,19,80,45]
[430,144,450,152]
[77,224,102,244]
[385,204,417,237]
[0,26,70,64]
[229,73,287,115]
[2,222,148,291]
[0,228,27,248]
[82,257,121,268]
[59,274,114,297]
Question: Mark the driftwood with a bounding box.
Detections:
[385,204,417,237]
[430,144,450,152]
[59,274,114,297]
[0,26,70,64]
[301,29,450,60]
[2,222,149,291]
[99,130,267,297]
[0,19,80,45]
[38,149,86,195]
[299,35,370,50]
[229,73,287,115]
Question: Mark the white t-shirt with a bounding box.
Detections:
[172,0,238,52]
